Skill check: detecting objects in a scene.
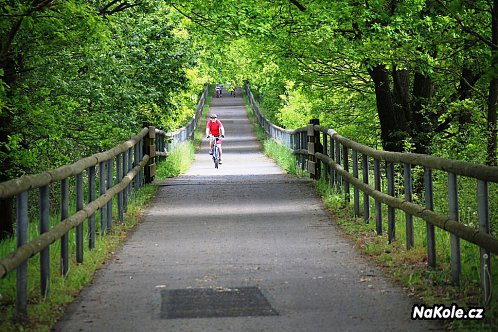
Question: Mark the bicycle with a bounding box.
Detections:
[209,135,222,168]
[215,84,223,98]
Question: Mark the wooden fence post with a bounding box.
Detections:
[16,191,28,320]
[60,178,69,277]
[448,172,461,286]
[307,119,322,180]
[143,121,156,184]
[477,179,491,304]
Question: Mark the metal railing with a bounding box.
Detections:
[155,85,209,162]
[246,84,498,305]
[0,85,209,319]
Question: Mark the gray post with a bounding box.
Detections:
[127,148,133,197]
[16,191,28,320]
[374,159,382,235]
[60,178,69,277]
[143,122,156,184]
[117,153,123,222]
[107,159,113,230]
[335,142,342,193]
[386,161,395,243]
[448,172,461,286]
[330,138,336,187]
[40,185,50,297]
[343,145,350,203]
[122,152,127,213]
[307,119,321,180]
[88,166,96,249]
[362,154,370,222]
[134,143,140,192]
[139,139,144,187]
[353,150,360,217]
[99,161,107,235]
[477,179,491,304]
[424,167,436,268]
[404,163,414,249]
[76,173,84,264]
[301,131,306,171]
[323,132,329,184]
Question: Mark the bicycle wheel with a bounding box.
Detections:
[213,145,219,168]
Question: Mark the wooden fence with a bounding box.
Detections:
[246,84,498,305]
[0,85,208,320]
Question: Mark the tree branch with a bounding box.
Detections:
[99,0,141,16]
[170,4,219,34]
[1,0,55,62]
[289,0,306,12]
[435,0,498,50]
[99,0,120,15]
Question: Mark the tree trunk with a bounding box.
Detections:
[0,198,13,240]
[0,109,14,240]
[0,30,20,240]
[368,64,408,152]
[392,67,411,124]
[487,0,498,166]
[487,75,498,166]
[411,71,434,154]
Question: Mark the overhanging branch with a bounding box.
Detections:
[290,0,306,12]
[435,0,497,50]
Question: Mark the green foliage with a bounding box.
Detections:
[263,139,302,176]
[0,1,207,179]
[171,0,497,162]
[1,1,497,327]
[155,142,195,178]
[276,81,312,128]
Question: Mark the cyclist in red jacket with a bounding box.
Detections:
[206,113,225,163]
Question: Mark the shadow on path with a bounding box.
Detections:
[55,88,443,332]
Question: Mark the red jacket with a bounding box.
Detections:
[206,119,224,136]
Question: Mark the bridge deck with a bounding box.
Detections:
[55,90,442,331]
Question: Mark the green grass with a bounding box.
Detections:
[154,95,211,179]
[263,140,305,176]
[155,141,195,178]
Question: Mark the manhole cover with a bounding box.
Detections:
[161,286,278,319]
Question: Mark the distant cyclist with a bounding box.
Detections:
[206,113,225,163]
[215,84,222,98]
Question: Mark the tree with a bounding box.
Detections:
[171,0,495,164]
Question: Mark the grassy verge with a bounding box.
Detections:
[155,142,196,178]
[315,179,498,331]
[263,140,305,176]
[258,135,497,331]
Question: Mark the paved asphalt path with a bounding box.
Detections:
[55,89,442,331]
